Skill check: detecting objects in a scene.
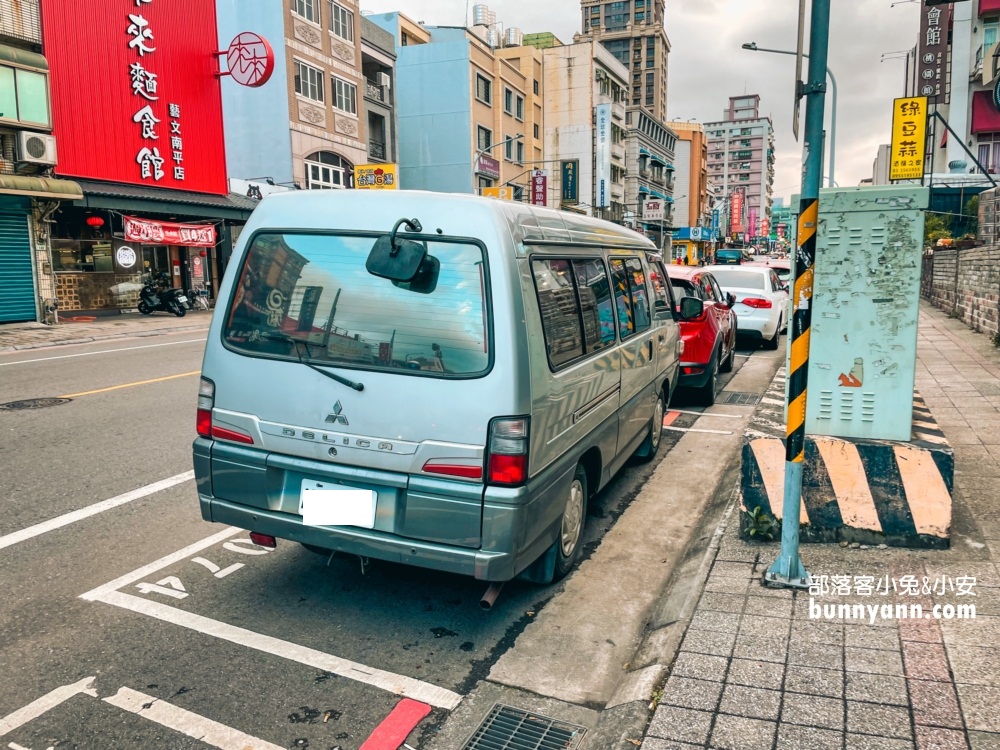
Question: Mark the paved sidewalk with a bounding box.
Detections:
[641,302,1000,750]
[0,311,212,352]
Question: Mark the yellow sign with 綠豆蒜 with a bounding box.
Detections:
[889,97,927,182]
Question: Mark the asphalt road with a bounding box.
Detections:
[0,330,773,750]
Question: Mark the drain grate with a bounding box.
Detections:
[719,391,762,406]
[462,704,587,750]
[0,398,72,411]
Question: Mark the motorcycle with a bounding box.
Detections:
[137,274,187,317]
[182,288,211,311]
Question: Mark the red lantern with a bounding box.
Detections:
[199,250,207,257]
[85,216,105,229]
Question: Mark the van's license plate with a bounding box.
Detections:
[300,479,376,529]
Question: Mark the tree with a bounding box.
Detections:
[924,212,952,246]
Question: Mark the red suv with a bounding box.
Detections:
[665,266,738,405]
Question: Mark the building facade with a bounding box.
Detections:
[369,12,543,196]
[361,17,397,168]
[574,0,670,122]
[624,107,675,250]
[664,120,711,262]
[0,0,82,323]
[542,40,629,222]
[704,94,775,244]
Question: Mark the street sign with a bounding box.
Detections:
[531,169,547,206]
[642,199,665,221]
[482,186,513,200]
[889,96,927,182]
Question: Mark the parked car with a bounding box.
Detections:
[714,248,747,265]
[665,266,738,405]
[194,190,705,586]
[746,257,791,284]
[704,265,788,350]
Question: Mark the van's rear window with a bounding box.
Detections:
[224,233,490,376]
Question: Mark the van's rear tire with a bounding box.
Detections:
[552,464,588,581]
[632,391,664,463]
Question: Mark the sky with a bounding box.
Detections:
[359,0,922,205]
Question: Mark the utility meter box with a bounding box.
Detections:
[804,186,929,441]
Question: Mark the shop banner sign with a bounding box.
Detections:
[730,189,744,233]
[354,163,397,189]
[561,160,579,203]
[643,199,665,221]
[531,169,547,206]
[124,215,216,247]
[890,96,927,181]
[595,103,611,208]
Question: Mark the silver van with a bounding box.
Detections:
[193,191,700,584]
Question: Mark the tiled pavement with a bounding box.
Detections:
[641,303,1000,750]
[0,311,212,352]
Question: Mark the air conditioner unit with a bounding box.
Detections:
[16,132,58,166]
[377,72,391,88]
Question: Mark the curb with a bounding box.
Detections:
[0,323,210,353]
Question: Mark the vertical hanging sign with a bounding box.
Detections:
[890,96,927,181]
[595,104,611,208]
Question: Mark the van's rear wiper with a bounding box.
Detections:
[263,332,365,392]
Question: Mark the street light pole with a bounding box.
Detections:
[742,42,837,189]
[473,133,523,193]
[763,0,830,589]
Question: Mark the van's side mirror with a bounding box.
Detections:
[679,296,704,320]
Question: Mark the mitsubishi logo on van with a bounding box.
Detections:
[325,401,349,426]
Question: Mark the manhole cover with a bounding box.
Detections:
[461,704,587,750]
[0,398,72,411]
[719,391,761,405]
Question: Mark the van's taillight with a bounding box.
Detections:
[196,377,214,438]
[487,417,529,486]
[422,462,483,480]
[196,376,254,444]
[742,297,773,309]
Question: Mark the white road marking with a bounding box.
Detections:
[669,409,745,419]
[0,472,194,550]
[662,426,734,435]
[80,527,242,601]
[0,677,97,738]
[0,338,206,366]
[91,590,463,710]
[103,687,284,750]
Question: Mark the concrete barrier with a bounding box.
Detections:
[740,369,954,548]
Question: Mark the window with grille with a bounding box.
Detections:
[332,76,357,114]
[477,126,492,151]
[476,74,492,104]
[329,1,354,41]
[504,88,513,114]
[294,60,324,102]
[516,95,524,120]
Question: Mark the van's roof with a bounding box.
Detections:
[249,189,656,251]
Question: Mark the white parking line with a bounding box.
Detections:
[104,687,284,750]
[0,472,194,550]
[0,677,97,737]
[669,409,744,419]
[81,529,464,711]
[662,426,734,435]
[0,339,206,366]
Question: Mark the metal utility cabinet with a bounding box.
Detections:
[805,186,930,441]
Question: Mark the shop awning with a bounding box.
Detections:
[0,44,48,71]
[71,178,257,220]
[981,0,1000,16]
[639,148,650,156]
[664,163,675,171]
[638,186,650,194]
[971,91,1000,134]
[649,152,667,166]
[0,175,82,200]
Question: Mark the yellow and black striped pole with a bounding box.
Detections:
[765,0,830,589]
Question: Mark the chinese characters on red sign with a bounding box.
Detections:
[124,215,216,247]
[531,169,547,207]
[42,0,228,194]
[730,189,744,233]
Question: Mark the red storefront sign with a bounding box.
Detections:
[42,0,228,195]
[730,190,744,233]
[124,216,216,247]
[531,169,547,206]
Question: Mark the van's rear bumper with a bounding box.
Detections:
[200,494,522,581]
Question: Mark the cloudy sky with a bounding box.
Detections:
[359,0,921,204]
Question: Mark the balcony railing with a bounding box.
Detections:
[0,0,42,44]
[365,81,384,102]
[369,141,386,160]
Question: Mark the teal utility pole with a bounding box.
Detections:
[765,0,830,588]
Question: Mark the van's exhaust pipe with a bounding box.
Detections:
[480,582,504,611]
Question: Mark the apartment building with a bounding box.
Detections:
[704,95,775,240]
[368,11,544,196]
[218,0,396,190]
[664,120,710,262]
[574,0,670,122]
[625,107,675,249]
